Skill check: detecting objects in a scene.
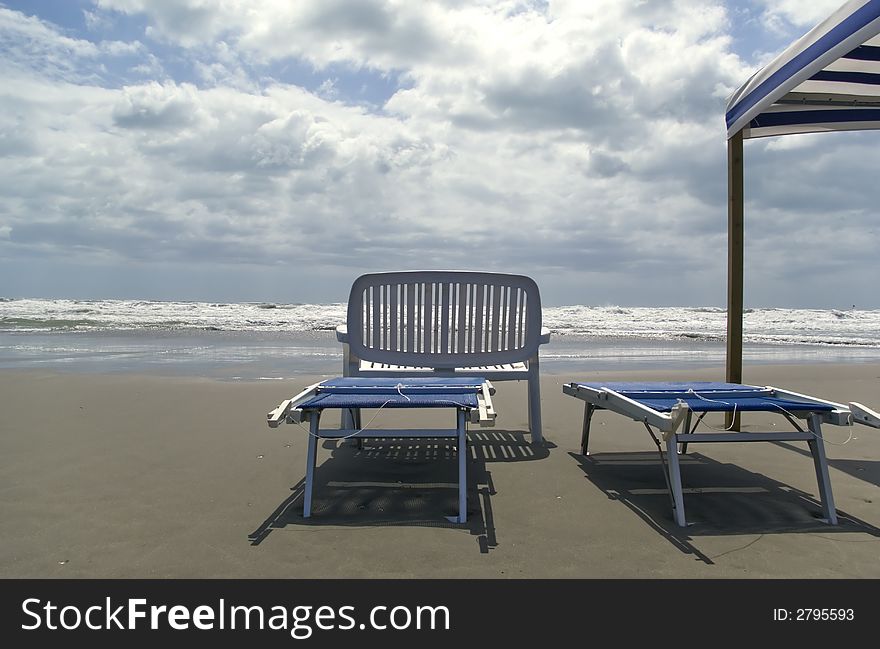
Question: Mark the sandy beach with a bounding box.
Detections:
[1,363,878,578]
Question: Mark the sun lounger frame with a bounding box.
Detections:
[268,378,497,523]
[563,382,880,527]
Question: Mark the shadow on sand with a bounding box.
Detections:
[569,450,880,565]
[249,430,551,553]
[772,440,880,489]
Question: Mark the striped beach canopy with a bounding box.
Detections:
[726,0,880,139]
[724,1,880,397]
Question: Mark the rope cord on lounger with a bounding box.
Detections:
[772,405,854,446]
[683,388,853,445]
[293,383,473,441]
[681,388,738,431]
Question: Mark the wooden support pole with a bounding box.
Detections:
[726,129,744,430]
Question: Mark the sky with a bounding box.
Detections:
[0,0,877,308]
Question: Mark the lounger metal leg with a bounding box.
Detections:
[680,411,693,454]
[580,403,595,455]
[807,414,838,525]
[303,413,320,518]
[665,433,688,527]
[448,409,468,524]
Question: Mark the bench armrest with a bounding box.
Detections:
[539,327,551,345]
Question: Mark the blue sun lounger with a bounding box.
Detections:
[562,381,880,527]
[267,377,497,523]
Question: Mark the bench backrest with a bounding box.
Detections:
[346,271,543,368]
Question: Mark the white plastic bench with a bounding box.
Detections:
[336,271,550,443]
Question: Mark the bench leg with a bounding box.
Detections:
[340,346,361,430]
[527,357,544,445]
[665,433,688,527]
[303,413,321,518]
[342,408,362,431]
[807,414,838,524]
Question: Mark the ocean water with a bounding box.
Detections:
[1,298,879,378]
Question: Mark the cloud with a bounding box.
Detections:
[112,80,207,129]
[755,0,848,31]
[0,1,877,307]
[96,0,231,47]
[0,5,150,85]
[0,6,100,79]
[83,8,113,32]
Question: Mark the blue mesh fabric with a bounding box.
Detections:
[300,392,478,410]
[299,377,484,410]
[575,381,834,414]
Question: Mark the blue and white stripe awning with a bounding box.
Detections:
[726,0,880,139]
